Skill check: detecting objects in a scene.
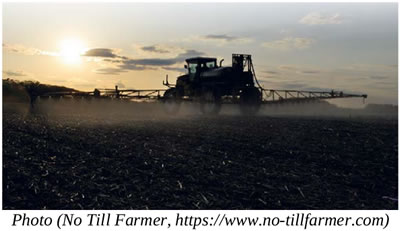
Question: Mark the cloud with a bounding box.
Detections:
[132,44,185,58]
[82,48,127,59]
[4,43,127,62]
[109,49,205,71]
[299,12,344,25]
[3,43,41,55]
[336,64,397,83]
[369,75,390,80]
[94,68,128,75]
[203,34,238,42]
[302,86,333,92]
[367,76,394,90]
[198,34,252,45]
[263,71,279,75]
[83,48,117,58]
[267,80,333,92]
[260,70,280,78]
[85,46,205,74]
[3,43,57,56]
[280,82,308,89]
[300,70,320,74]
[4,42,204,76]
[279,65,310,72]
[162,66,186,73]
[371,81,397,90]
[344,64,397,72]
[279,65,298,71]
[176,49,205,59]
[262,37,314,50]
[3,70,28,77]
[278,82,333,92]
[141,45,169,53]
[118,63,154,71]
[278,65,321,75]
[121,58,178,66]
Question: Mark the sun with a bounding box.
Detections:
[59,38,85,64]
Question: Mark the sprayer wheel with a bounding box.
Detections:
[240,87,262,116]
[200,89,221,115]
[162,88,181,115]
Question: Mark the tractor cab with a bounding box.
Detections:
[185,57,217,75]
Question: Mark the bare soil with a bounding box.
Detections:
[3,101,398,209]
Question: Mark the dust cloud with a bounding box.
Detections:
[3,97,397,123]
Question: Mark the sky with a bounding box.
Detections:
[2,3,398,106]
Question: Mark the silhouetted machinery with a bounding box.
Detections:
[35,53,367,115]
[161,54,367,115]
[163,54,262,115]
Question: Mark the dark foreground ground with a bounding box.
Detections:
[3,102,398,209]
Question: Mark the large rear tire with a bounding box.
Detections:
[162,88,181,114]
[240,87,262,115]
[200,89,222,115]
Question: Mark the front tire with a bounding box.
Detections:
[200,89,221,115]
[162,88,181,114]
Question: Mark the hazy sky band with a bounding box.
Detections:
[2,3,398,105]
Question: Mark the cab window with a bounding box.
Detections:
[188,63,198,74]
[206,61,215,68]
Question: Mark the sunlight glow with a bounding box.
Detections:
[59,39,85,64]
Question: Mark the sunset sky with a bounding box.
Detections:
[2,3,398,106]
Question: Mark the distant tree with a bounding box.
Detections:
[3,78,79,105]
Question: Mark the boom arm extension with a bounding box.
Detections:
[261,89,367,103]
